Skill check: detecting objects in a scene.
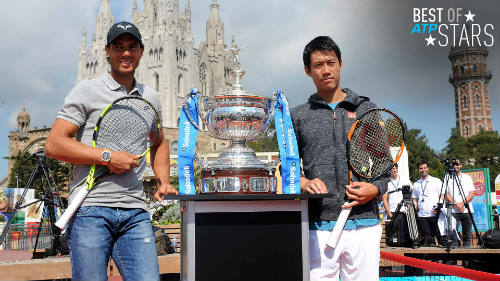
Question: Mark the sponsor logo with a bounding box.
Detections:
[289,165,297,192]
[117,24,133,30]
[182,121,190,148]
[183,166,191,189]
[347,112,357,119]
[287,128,296,156]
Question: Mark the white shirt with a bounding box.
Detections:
[386,176,413,212]
[445,173,475,213]
[412,176,443,217]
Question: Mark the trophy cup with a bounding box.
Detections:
[180,40,279,194]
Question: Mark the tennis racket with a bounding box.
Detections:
[325,108,405,249]
[55,96,161,230]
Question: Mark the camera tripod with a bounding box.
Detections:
[0,149,66,257]
[389,186,423,248]
[436,159,483,252]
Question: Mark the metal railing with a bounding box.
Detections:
[1,223,53,251]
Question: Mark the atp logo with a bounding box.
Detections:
[410,8,494,47]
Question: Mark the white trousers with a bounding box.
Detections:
[309,224,382,281]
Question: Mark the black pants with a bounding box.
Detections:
[419,216,439,246]
[453,212,473,247]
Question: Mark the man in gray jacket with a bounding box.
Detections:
[291,36,387,281]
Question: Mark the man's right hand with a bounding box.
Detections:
[301,177,328,194]
[107,151,140,174]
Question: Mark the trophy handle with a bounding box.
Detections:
[183,90,220,139]
[194,148,211,170]
[266,155,281,174]
[183,94,202,132]
[266,129,276,138]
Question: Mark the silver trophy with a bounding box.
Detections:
[184,39,280,194]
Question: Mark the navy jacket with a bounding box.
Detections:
[291,88,388,221]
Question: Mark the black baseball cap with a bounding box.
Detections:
[107,21,143,46]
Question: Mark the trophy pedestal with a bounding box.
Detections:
[200,169,276,194]
[165,194,327,281]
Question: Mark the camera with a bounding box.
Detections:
[402,184,412,201]
[442,157,458,167]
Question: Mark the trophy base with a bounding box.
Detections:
[200,169,276,194]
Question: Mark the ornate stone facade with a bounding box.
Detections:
[7,109,50,182]
[77,0,235,151]
[449,45,493,138]
[7,1,251,182]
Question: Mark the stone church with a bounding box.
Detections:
[77,0,236,150]
[7,0,238,183]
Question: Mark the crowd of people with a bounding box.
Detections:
[381,159,476,248]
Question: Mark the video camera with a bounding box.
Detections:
[442,157,459,168]
[401,184,412,201]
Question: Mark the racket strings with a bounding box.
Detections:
[350,110,404,178]
[96,98,159,155]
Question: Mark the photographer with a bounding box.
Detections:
[412,161,443,246]
[445,158,475,247]
[382,164,412,220]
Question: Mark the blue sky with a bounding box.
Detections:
[0,0,499,179]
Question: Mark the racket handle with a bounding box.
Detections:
[326,204,352,249]
[55,187,89,230]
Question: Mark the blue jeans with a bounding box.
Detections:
[66,206,160,281]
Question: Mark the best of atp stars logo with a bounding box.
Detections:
[410,8,495,47]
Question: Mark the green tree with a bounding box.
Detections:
[8,152,72,198]
[247,122,279,152]
[444,128,500,190]
[405,126,442,182]
[443,127,469,162]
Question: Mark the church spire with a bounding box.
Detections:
[95,0,114,43]
[185,0,191,20]
[206,0,224,53]
[80,28,87,54]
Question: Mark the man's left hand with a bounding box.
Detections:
[154,183,178,202]
[343,182,379,209]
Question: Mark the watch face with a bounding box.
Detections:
[102,150,111,162]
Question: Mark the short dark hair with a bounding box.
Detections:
[393,163,398,168]
[303,36,342,71]
[417,161,428,168]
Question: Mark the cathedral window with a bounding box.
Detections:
[462,95,467,108]
[154,73,160,92]
[475,94,480,108]
[460,66,464,76]
[478,124,483,131]
[473,64,478,73]
[465,126,469,137]
[178,74,184,96]
[200,63,207,95]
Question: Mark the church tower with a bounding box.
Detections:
[17,109,30,135]
[76,0,236,152]
[448,44,493,138]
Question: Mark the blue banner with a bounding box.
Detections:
[274,91,301,194]
[177,89,199,195]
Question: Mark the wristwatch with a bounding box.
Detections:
[101,149,111,165]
